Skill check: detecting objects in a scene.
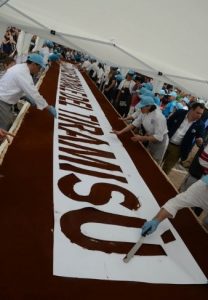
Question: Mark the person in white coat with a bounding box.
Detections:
[114,70,135,117]
[0,53,57,131]
[142,175,208,235]
[39,40,53,65]
[113,96,169,164]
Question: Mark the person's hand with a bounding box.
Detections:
[141,219,160,235]
[0,128,15,143]
[47,105,57,118]
[196,137,203,147]
[118,116,127,121]
[131,135,144,142]
[111,129,121,135]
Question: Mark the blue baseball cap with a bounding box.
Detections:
[48,53,60,62]
[143,82,153,91]
[116,74,123,81]
[128,69,135,76]
[45,40,54,48]
[182,97,189,104]
[138,96,155,108]
[138,87,154,97]
[168,91,177,98]
[54,51,61,58]
[159,89,166,95]
[27,53,45,68]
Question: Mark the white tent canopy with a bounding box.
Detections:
[1,0,208,97]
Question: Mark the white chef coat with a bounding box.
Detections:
[132,107,168,142]
[118,79,135,94]
[163,179,208,218]
[0,63,48,110]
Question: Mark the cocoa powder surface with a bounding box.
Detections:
[0,64,207,300]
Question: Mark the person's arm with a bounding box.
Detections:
[15,70,57,117]
[129,81,135,94]
[114,80,123,104]
[131,134,158,143]
[114,90,121,105]
[105,79,116,92]
[0,128,15,143]
[196,137,204,147]
[119,115,134,121]
[154,208,173,221]
[142,179,206,235]
[195,122,205,147]
[14,71,48,110]
[2,38,10,44]
[141,208,172,235]
[112,123,135,136]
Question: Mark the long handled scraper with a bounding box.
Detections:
[123,229,149,263]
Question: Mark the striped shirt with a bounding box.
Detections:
[199,144,208,174]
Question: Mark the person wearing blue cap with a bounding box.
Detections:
[112,95,169,164]
[128,75,142,114]
[135,86,157,109]
[180,97,189,110]
[114,70,136,117]
[142,78,153,91]
[48,52,61,64]
[0,53,57,131]
[162,91,178,118]
[137,87,154,98]
[103,68,117,103]
[115,73,124,88]
[40,41,54,65]
[153,93,161,106]
[143,82,153,91]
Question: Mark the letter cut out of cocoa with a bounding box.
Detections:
[60,207,166,256]
[58,173,140,210]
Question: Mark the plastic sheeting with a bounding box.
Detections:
[1,0,208,97]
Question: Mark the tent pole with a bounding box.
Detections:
[6,4,84,53]
[6,3,48,29]
[0,0,9,8]
[114,44,157,72]
[114,44,208,92]
[5,4,206,94]
[114,44,192,91]
[60,32,113,46]
[165,73,208,84]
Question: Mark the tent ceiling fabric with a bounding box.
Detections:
[1,0,208,97]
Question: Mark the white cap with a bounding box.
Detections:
[197,98,205,104]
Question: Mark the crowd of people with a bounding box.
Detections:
[0,27,19,57]
[73,55,208,231]
[0,29,207,235]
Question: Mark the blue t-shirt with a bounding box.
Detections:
[162,101,176,118]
